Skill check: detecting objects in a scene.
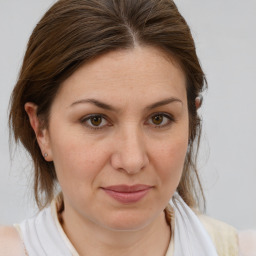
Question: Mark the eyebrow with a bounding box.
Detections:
[70,97,182,111]
[70,99,116,111]
[145,97,182,110]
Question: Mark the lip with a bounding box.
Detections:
[101,184,153,204]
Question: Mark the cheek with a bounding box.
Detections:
[49,128,108,189]
[151,135,188,186]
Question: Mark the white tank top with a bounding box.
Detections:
[14,201,80,256]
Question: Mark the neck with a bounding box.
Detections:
[60,206,171,256]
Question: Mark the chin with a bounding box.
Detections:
[100,211,158,232]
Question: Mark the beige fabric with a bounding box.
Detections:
[164,205,239,256]
[198,214,239,256]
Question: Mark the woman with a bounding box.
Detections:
[0,0,255,255]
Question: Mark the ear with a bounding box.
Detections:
[195,95,203,110]
[24,103,53,161]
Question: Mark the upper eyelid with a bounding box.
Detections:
[80,113,108,121]
[80,113,109,123]
[147,112,175,120]
[80,112,174,121]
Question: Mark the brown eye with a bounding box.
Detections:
[151,115,164,125]
[147,113,174,128]
[81,114,109,130]
[90,115,102,126]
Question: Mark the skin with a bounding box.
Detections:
[0,227,24,256]
[24,46,189,255]
[0,46,253,256]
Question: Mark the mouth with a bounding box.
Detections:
[101,184,153,204]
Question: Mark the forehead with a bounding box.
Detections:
[54,46,187,108]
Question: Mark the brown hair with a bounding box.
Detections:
[9,0,207,209]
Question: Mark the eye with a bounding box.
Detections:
[80,114,109,129]
[151,115,164,125]
[147,113,175,128]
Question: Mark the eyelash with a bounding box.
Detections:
[80,113,175,130]
[146,113,175,128]
[80,114,110,130]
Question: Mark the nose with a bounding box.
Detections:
[110,125,149,174]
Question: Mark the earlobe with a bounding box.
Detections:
[24,103,53,161]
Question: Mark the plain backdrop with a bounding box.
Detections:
[0,0,255,229]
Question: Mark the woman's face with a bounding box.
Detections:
[42,46,189,231]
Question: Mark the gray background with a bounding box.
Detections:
[0,0,255,229]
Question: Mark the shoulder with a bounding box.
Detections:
[239,230,256,256]
[198,214,239,256]
[0,226,25,256]
[198,214,238,235]
[198,215,256,256]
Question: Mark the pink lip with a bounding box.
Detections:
[101,184,153,204]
